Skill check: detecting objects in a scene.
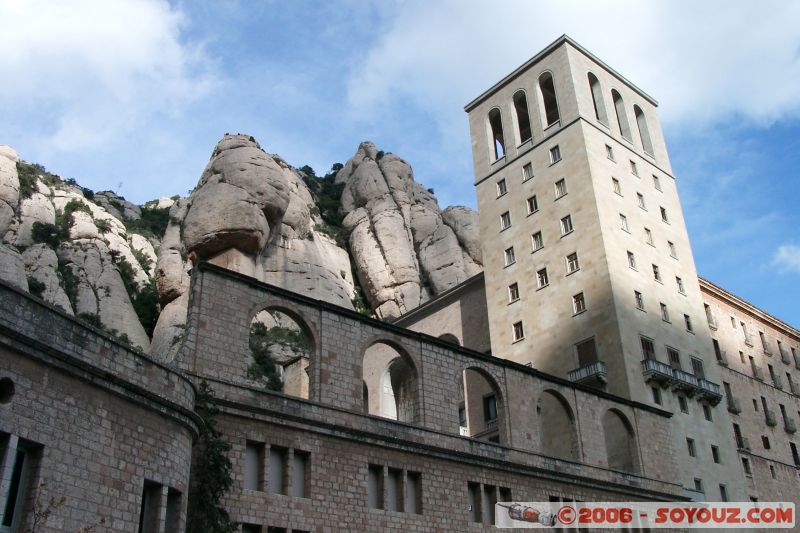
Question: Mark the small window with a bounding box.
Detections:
[703,404,713,421]
[406,471,422,514]
[605,144,615,160]
[508,283,520,303]
[368,464,384,509]
[484,394,498,421]
[762,436,770,450]
[660,206,669,223]
[504,247,516,266]
[292,450,310,498]
[244,442,265,491]
[644,227,653,245]
[560,215,573,235]
[536,268,549,289]
[630,160,639,176]
[500,211,511,230]
[619,213,629,231]
[711,445,720,464]
[627,251,637,269]
[572,292,586,314]
[512,321,525,342]
[653,174,662,191]
[678,395,688,413]
[637,192,646,210]
[526,195,539,214]
[566,252,579,274]
[554,178,567,198]
[531,231,544,251]
[496,179,507,197]
[687,438,696,457]
[612,177,622,195]
[770,465,776,479]
[640,336,656,360]
[652,386,662,405]
[634,290,644,310]
[676,276,685,294]
[522,162,534,181]
[549,145,562,164]
[660,303,670,322]
[694,478,704,493]
[652,264,661,282]
[576,338,598,365]
[684,314,693,333]
[742,457,752,475]
[268,447,288,495]
[668,241,677,258]
[719,484,728,502]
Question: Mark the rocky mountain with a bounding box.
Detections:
[0,135,482,361]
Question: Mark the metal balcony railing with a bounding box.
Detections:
[641,359,674,385]
[784,416,797,434]
[697,379,723,405]
[567,361,608,385]
[727,396,742,415]
[765,408,777,428]
[672,369,700,396]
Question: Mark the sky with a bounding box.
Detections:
[1,0,799,326]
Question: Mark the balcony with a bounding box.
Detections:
[672,369,700,396]
[727,396,742,415]
[765,408,777,428]
[772,373,783,390]
[641,359,674,386]
[697,379,723,405]
[784,416,797,434]
[736,436,751,451]
[715,349,728,366]
[567,361,608,386]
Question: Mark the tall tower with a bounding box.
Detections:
[465,35,746,500]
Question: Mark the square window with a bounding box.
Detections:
[627,251,637,269]
[630,160,639,176]
[531,231,544,251]
[652,264,661,282]
[668,241,677,258]
[653,174,662,191]
[660,206,669,223]
[652,386,662,405]
[661,303,670,322]
[572,292,586,314]
[612,177,622,195]
[606,144,615,160]
[508,283,519,303]
[496,179,507,197]
[634,290,644,310]
[549,145,561,164]
[512,321,524,342]
[526,195,538,214]
[619,213,629,232]
[522,162,533,181]
[637,192,646,210]
[536,268,549,289]
[500,211,511,230]
[685,314,693,333]
[560,215,573,235]
[678,395,688,413]
[644,227,653,245]
[504,246,516,266]
[687,438,696,457]
[554,178,567,198]
[676,276,685,294]
[566,252,579,274]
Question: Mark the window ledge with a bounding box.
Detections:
[532,246,544,254]
[549,159,562,167]
[572,309,587,317]
[621,228,631,234]
[517,139,533,150]
[500,226,512,233]
[504,261,516,269]
[508,298,520,305]
[527,210,539,217]
[512,337,525,344]
[566,268,580,277]
[536,284,549,291]
[636,307,646,313]
[522,176,534,183]
[544,120,561,132]
[686,329,695,335]
[555,192,568,201]
[491,156,506,166]
[614,191,623,197]
[561,230,574,238]
[496,191,508,199]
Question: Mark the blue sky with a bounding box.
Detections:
[1,0,799,326]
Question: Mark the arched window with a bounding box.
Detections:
[537,390,579,460]
[634,105,654,156]
[601,409,639,473]
[612,90,632,141]
[362,341,419,423]
[512,90,532,144]
[248,309,312,399]
[587,73,608,124]
[538,72,560,127]
[460,368,506,444]
[488,108,506,160]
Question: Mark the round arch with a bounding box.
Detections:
[537,389,579,461]
[361,337,421,424]
[602,408,640,473]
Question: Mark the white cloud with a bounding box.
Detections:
[0,0,216,152]
[773,245,800,273]
[346,0,800,130]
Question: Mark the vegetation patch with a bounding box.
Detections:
[124,206,170,239]
[115,257,160,337]
[247,321,310,391]
[31,199,92,250]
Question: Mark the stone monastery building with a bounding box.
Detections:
[1,35,799,532]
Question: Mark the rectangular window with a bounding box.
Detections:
[637,192,646,210]
[504,246,515,266]
[660,303,670,322]
[760,332,771,353]
[292,450,309,498]
[522,162,533,181]
[241,525,262,533]
[652,386,662,405]
[508,283,519,303]
[244,441,265,491]
[660,206,669,223]
[668,241,677,258]
[368,464,384,509]
[572,292,586,314]
[641,337,656,360]
[612,177,622,195]
[536,268,549,289]
[484,394,498,421]
[165,488,182,533]
[606,144,615,160]
[512,321,524,341]
[678,395,688,413]
[742,457,752,475]
[268,447,288,495]
[691,357,705,379]
[634,290,644,310]
[685,314,693,333]
[653,174,662,191]
[619,213,629,231]
[139,480,162,533]
[496,179,507,197]
[560,215,573,235]
[549,145,561,164]
[694,478,704,493]
[668,347,681,369]
[630,160,639,176]
[2,443,37,532]
[762,435,771,450]
[499,211,511,230]
[468,482,481,523]
[711,445,720,464]
[652,264,661,282]
[676,276,685,294]
[526,195,538,214]
[719,484,728,502]
[554,178,567,198]
[387,467,402,512]
[645,227,653,245]
[576,338,598,365]
[566,252,579,274]
[627,251,637,269]
[531,231,544,251]
[406,472,422,514]
[703,404,713,421]
[687,438,696,457]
